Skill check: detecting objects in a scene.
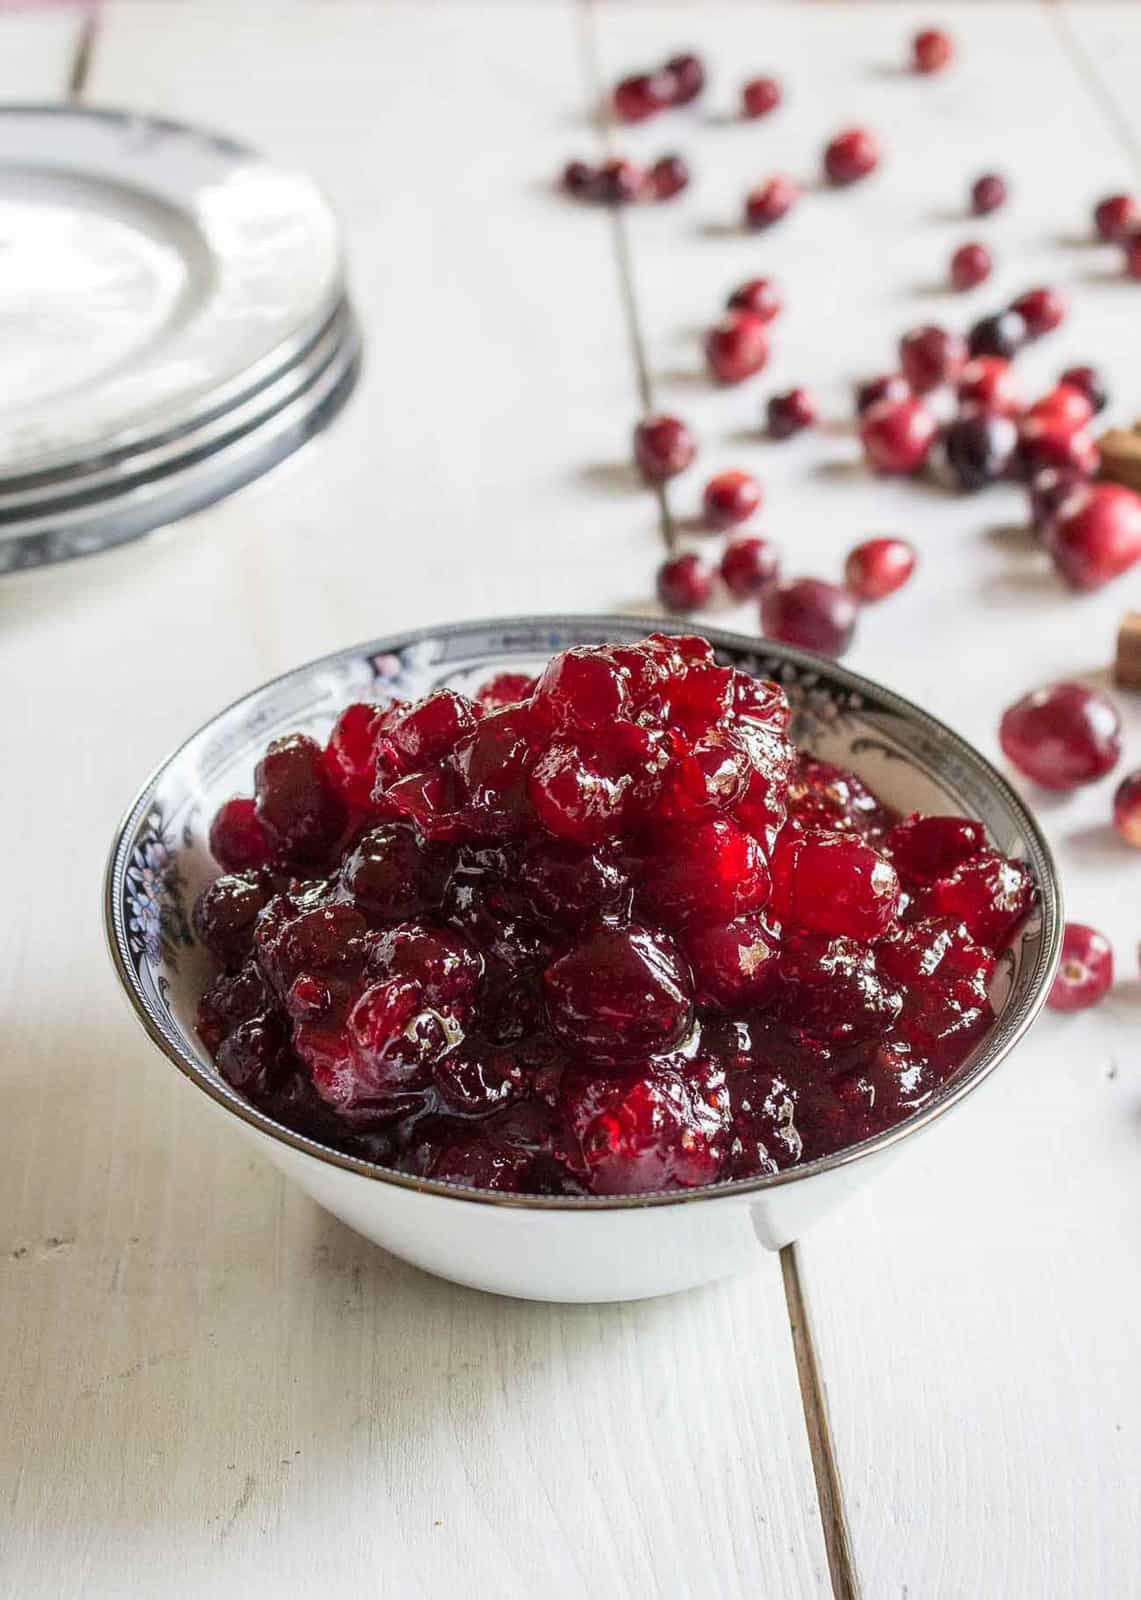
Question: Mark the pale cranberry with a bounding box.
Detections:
[860,397,938,474]
[1113,771,1141,846]
[855,373,910,416]
[596,158,644,204]
[665,53,705,104]
[951,241,992,291]
[613,72,668,123]
[900,325,966,392]
[727,277,782,321]
[705,312,769,384]
[761,579,857,657]
[913,28,953,72]
[562,160,594,198]
[721,535,779,598]
[634,414,696,481]
[999,681,1122,791]
[742,77,781,117]
[968,310,1027,360]
[845,537,916,601]
[1125,234,1141,280]
[1059,365,1108,415]
[1094,193,1140,242]
[944,410,1018,491]
[648,154,690,201]
[824,127,879,185]
[657,552,714,612]
[957,356,1021,416]
[703,469,761,529]
[767,388,816,439]
[971,172,1007,215]
[1047,923,1113,1012]
[1046,483,1141,590]
[744,175,798,229]
[1011,286,1066,338]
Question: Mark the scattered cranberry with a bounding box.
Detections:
[658,552,714,612]
[1125,233,1141,280]
[1094,192,1140,242]
[899,325,967,392]
[971,172,1008,215]
[647,153,690,201]
[943,409,1018,491]
[1047,923,1114,1012]
[912,27,953,73]
[1011,286,1066,338]
[613,72,669,123]
[824,127,880,186]
[744,175,799,230]
[860,397,938,475]
[1027,465,1087,538]
[721,535,779,598]
[951,241,992,291]
[742,76,781,117]
[596,157,644,205]
[1113,771,1141,846]
[562,160,595,198]
[1046,482,1141,590]
[855,373,911,416]
[956,356,1021,416]
[844,537,916,601]
[703,469,761,530]
[705,311,769,384]
[209,796,271,873]
[1059,365,1108,414]
[1026,384,1094,431]
[767,388,817,439]
[665,52,705,105]
[761,578,857,657]
[967,309,1027,360]
[727,277,782,322]
[634,414,696,482]
[999,681,1122,791]
[1017,416,1100,481]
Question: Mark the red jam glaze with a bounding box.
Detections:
[195,638,1034,1195]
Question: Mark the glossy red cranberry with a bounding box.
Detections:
[727,277,782,322]
[560,1060,727,1194]
[528,742,628,843]
[664,52,705,104]
[342,824,446,922]
[900,325,967,392]
[1124,233,1141,280]
[950,241,992,291]
[1048,923,1113,1012]
[888,814,987,884]
[544,924,693,1063]
[390,690,476,768]
[772,933,902,1043]
[683,915,778,1008]
[844,536,916,601]
[597,157,645,205]
[1017,416,1100,480]
[703,469,761,529]
[787,757,892,841]
[634,413,696,481]
[943,409,1018,491]
[1026,384,1094,432]
[956,356,1021,416]
[657,552,714,612]
[648,153,690,201]
[370,923,483,1007]
[967,309,1027,360]
[721,535,779,598]
[744,175,799,230]
[1000,681,1122,791]
[761,578,857,657]
[914,852,1033,948]
[477,671,537,711]
[562,160,595,198]
[742,76,781,117]
[1059,365,1108,415]
[913,27,953,72]
[639,817,771,928]
[1094,192,1140,241]
[208,796,271,872]
[770,827,899,940]
[1010,286,1066,338]
[824,127,879,186]
[193,872,272,969]
[971,172,1008,215]
[535,646,630,729]
[1112,771,1141,846]
[705,311,769,384]
[860,397,938,475]
[255,734,346,867]
[1045,483,1141,590]
[612,72,669,123]
[855,373,911,416]
[767,387,817,439]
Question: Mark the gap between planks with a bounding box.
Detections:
[1046,0,1141,178]
[67,6,98,102]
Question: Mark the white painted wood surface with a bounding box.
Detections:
[2,4,1139,1596]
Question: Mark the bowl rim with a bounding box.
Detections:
[104,613,1063,1212]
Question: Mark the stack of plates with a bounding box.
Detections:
[0,106,361,573]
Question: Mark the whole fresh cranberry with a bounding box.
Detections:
[900,325,967,392]
[860,397,938,474]
[742,76,781,117]
[1017,416,1100,480]
[648,154,690,201]
[1112,771,1141,846]
[770,827,899,941]
[855,373,911,416]
[634,413,696,481]
[209,796,271,872]
[612,72,669,123]
[844,536,916,601]
[943,409,1018,491]
[951,241,992,291]
[956,356,1021,416]
[913,27,953,72]
[255,733,346,867]
[1027,465,1087,537]
[703,469,761,529]
[727,277,782,322]
[1025,384,1094,432]
[968,309,1027,360]
[1046,483,1141,590]
[1048,923,1113,1012]
[824,127,880,185]
[761,578,857,657]
[1125,234,1141,280]
[971,172,1008,215]
[705,311,769,384]
[744,175,799,230]
[562,160,595,198]
[721,535,780,598]
[596,157,645,204]
[999,681,1122,790]
[1094,192,1140,241]
[1010,286,1066,338]
[657,552,714,612]
[1059,365,1108,415]
[544,924,694,1063]
[665,52,706,104]
[767,388,817,439]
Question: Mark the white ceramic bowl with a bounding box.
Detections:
[105,617,1062,1302]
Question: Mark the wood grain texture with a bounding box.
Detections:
[0,5,826,1596]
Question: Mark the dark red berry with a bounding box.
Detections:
[1048,923,1113,1011]
[703,469,761,529]
[727,277,782,322]
[855,373,910,416]
[634,413,696,482]
[721,535,780,598]
[943,409,1018,491]
[971,172,1007,215]
[209,796,271,873]
[1010,286,1066,338]
[887,814,987,885]
[544,924,694,1063]
[1125,233,1141,280]
[1058,365,1108,415]
[1045,483,1141,590]
[950,241,992,291]
[742,77,781,117]
[844,537,916,601]
[956,356,1021,416]
[900,325,967,392]
[1025,384,1094,432]
[639,817,771,929]
[1094,193,1140,242]
[744,176,799,229]
[664,53,705,105]
[1017,416,1100,481]
[913,28,953,73]
[910,854,1033,949]
[999,681,1122,791]
[596,157,645,205]
[255,734,346,868]
[860,397,938,474]
[967,309,1027,360]
[767,387,817,439]
[770,827,899,941]
[612,72,669,123]
[705,311,769,384]
[761,578,857,657]
[1112,771,1141,846]
[684,916,778,1009]
[657,552,714,612]
[193,872,272,969]
[648,153,690,201]
[562,160,595,198]
[823,127,880,186]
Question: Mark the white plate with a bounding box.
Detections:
[0,106,343,475]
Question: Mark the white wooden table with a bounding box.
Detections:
[3,5,1140,1596]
